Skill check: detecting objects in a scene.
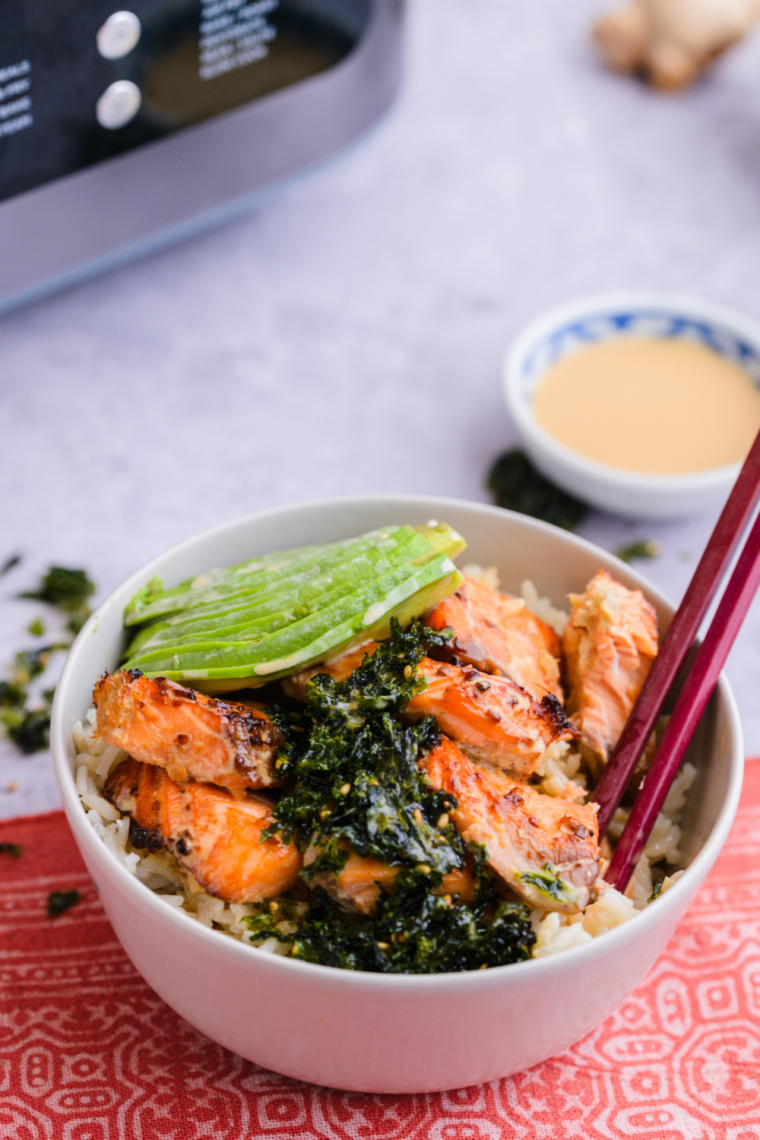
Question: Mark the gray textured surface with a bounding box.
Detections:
[3,0,760,818]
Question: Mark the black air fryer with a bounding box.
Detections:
[0,0,404,310]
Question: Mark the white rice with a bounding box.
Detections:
[461,563,502,593]
[520,579,569,637]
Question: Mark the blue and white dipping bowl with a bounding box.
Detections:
[503,292,760,519]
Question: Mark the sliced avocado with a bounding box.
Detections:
[122,524,466,688]
[124,529,400,626]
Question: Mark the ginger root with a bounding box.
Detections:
[594,0,760,90]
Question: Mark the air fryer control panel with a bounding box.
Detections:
[0,0,370,204]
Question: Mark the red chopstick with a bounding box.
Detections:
[606,504,760,891]
[593,428,760,838]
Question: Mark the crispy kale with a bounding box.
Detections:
[0,554,21,577]
[1,562,94,756]
[21,566,95,634]
[0,663,58,755]
[615,539,659,564]
[648,878,664,903]
[13,645,66,685]
[0,680,27,708]
[256,620,536,973]
[47,889,80,918]
[487,448,587,531]
[245,865,535,973]
[515,863,575,903]
[4,707,52,754]
[267,620,464,878]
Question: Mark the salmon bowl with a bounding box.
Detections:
[50,495,743,1093]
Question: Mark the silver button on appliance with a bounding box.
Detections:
[96,11,142,60]
[96,80,142,129]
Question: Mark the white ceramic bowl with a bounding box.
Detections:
[503,292,760,519]
[51,495,743,1093]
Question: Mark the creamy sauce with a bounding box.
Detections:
[532,338,760,475]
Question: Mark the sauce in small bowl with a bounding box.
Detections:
[503,293,760,518]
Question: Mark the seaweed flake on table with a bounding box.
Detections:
[1,566,95,756]
[47,889,80,918]
[0,554,21,577]
[20,566,95,634]
[615,540,660,564]
[487,449,588,531]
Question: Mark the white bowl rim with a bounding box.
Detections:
[504,289,760,491]
[51,492,744,992]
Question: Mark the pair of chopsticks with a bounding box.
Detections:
[592,429,760,893]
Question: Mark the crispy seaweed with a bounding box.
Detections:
[487,448,587,531]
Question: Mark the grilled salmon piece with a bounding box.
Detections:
[408,657,577,779]
[304,846,475,915]
[104,758,301,903]
[94,670,282,795]
[282,640,379,702]
[564,571,658,777]
[420,737,599,913]
[426,575,563,702]
[282,642,576,780]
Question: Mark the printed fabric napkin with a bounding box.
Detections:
[2,763,760,1140]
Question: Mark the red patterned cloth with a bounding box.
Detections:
[2,765,760,1140]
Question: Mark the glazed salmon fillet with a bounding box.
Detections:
[104,758,302,903]
[426,575,563,702]
[94,670,282,795]
[419,737,599,913]
[407,657,577,779]
[304,847,475,915]
[285,647,575,779]
[563,571,659,776]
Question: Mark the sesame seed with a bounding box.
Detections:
[437,813,449,829]
[403,665,412,679]
[340,783,351,795]
[377,942,390,950]
[418,864,431,875]
[414,808,423,826]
